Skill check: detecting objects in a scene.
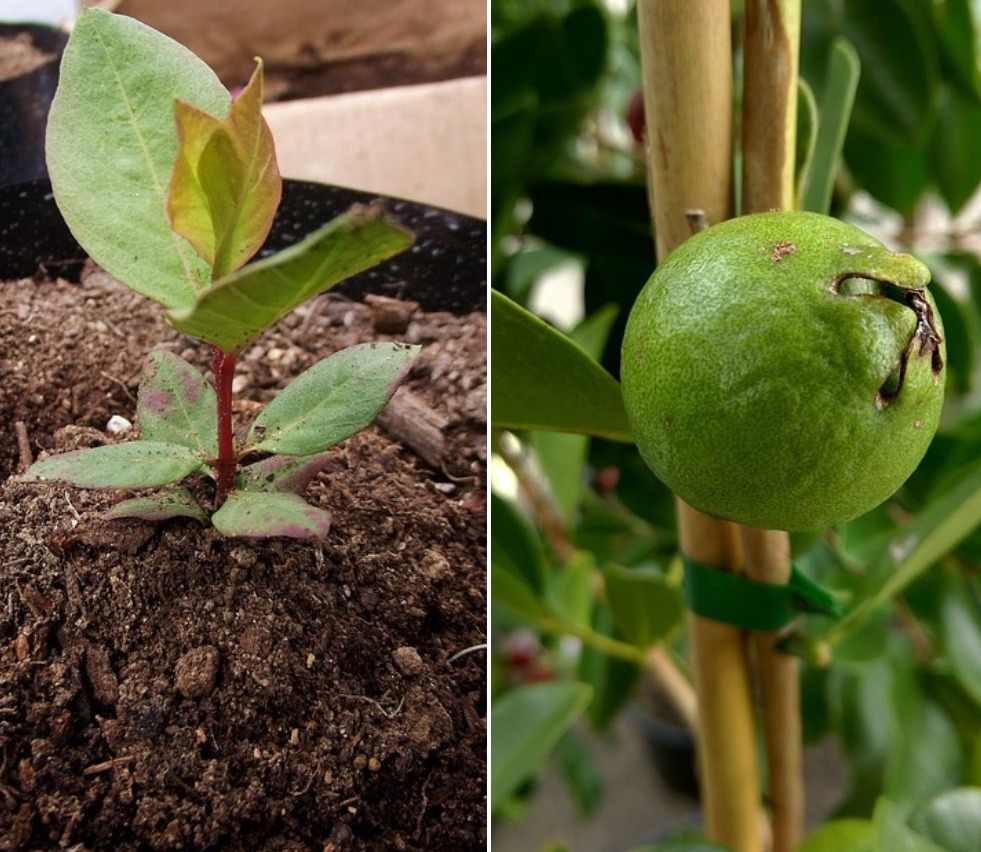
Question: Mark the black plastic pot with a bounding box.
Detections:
[0,23,68,188]
[631,706,701,800]
[0,177,486,313]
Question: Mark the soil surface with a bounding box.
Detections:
[0,270,487,850]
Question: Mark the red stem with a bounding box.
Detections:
[212,346,237,507]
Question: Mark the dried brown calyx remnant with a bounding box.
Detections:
[771,240,797,262]
[876,287,944,409]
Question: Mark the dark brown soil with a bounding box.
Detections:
[0,270,486,850]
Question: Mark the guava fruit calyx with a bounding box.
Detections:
[871,286,944,409]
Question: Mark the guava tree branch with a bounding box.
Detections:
[494,431,698,730]
[637,2,763,850]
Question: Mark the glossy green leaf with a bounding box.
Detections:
[578,605,641,731]
[491,290,631,442]
[884,696,963,806]
[825,458,981,645]
[211,491,331,540]
[169,205,414,352]
[168,59,281,279]
[934,0,981,101]
[46,8,229,311]
[930,86,981,216]
[796,819,876,852]
[490,681,592,809]
[246,342,419,455]
[603,564,683,648]
[875,799,946,852]
[105,487,207,522]
[531,305,620,520]
[491,562,548,625]
[803,37,860,215]
[236,451,333,494]
[843,0,939,145]
[546,552,594,629]
[554,733,604,817]
[910,788,981,852]
[843,126,930,217]
[491,492,547,597]
[18,442,203,489]
[795,77,819,208]
[941,578,981,708]
[137,350,218,457]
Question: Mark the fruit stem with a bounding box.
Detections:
[638,3,763,851]
[740,2,804,851]
[212,346,237,508]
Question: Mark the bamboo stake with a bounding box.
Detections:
[740,3,803,850]
[637,3,762,850]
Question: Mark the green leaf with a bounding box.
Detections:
[627,840,728,852]
[490,681,592,810]
[803,37,860,215]
[491,562,549,625]
[875,799,946,852]
[18,442,204,489]
[843,126,930,217]
[46,8,229,311]
[546,552,594,629]
[795,77,819,208]
[169,205,414,352]
[930,86,981,216]
[492,492,547,597]
[843,0,939,145]
[825,458,981,645]
[137,350,218,457]
[796,819,876,852]
[105,486,207,522]
[884,695,963,806]
[934,0,981,101]
[910,788,981,852]
[554,733,604,818]
[578,604,640,730]
[236,452,333,494]
[168,59,281,279]
[491,290,631,442]
[603,564,683,648]
[941,577,981,708]
[246,342,419,455]
[530,305,620,520]
[211,491,331,540]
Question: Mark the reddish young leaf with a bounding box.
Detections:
[167,59,282,280]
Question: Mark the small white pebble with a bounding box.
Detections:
[232,375,249,393]
[106,415,132,434]
[27,334,37,344]
[267,347,284,363]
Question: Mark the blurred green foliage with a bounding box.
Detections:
[491,1,981,849]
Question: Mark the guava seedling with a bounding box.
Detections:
[621,211,945,531]
[17,9,420,540]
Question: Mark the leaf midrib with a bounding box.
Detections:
[91,21,207,302]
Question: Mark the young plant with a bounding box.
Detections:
[17,9,419,540]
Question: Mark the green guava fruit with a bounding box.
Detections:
[621,211,945,531]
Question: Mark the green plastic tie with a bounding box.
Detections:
[683,558,844,632]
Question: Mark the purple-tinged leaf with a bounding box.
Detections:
[167,59,281,279]
[245,342,420,455]
[17,442,204,489]
[137,350,218,457]
[168,204,413,352]
[211,491,331,540]
[236,452,333,494]
[105,487,207,522]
